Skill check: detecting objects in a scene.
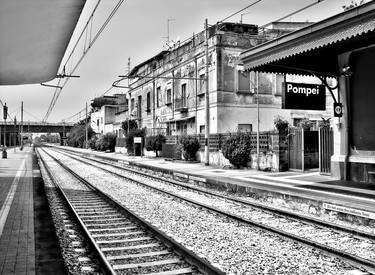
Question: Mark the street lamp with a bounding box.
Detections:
[2,103,8,158]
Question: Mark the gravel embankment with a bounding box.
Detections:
[57,145,375,235]
[60,151,375,262]
[44,148,362,275]
[37,150,102,274]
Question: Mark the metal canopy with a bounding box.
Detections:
[0,0,86,85]
[240,1,375,77]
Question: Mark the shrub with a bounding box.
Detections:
[298,118,315,130]
[88,136,98,149]
[179,136,200,161]
[90,133,117,152]
[222,132,253,168]
[125,128,146,154]
[145,134,166,157]
[273,115,289,133]
[102,132,117,152]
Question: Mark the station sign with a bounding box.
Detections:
[134,137,142,143]
[283,82,326,110]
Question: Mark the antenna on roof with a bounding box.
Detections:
[162,18,175,50]
[127,57,131,75]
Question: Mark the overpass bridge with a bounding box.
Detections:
[0,121,74,146]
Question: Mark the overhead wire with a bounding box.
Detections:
[43,0,126,122]
[24,110,43,122]
[217,0,263,23]
[261,0,325,28]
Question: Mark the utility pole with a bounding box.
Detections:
[20,101,23,149]
[14,117,17,152]
[85,102,88,149]
[204,18,210,166]
[127,57,131,134]
[63,121,66,146]
[256,71,260,170]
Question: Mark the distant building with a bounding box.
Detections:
[90,94,127,136]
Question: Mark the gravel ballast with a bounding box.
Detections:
[42,148,364,274]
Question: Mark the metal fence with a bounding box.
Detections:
[165,132,274,151]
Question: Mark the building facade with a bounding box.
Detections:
[112,22,331,138]
[90,94,127,137]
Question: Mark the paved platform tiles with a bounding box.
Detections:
[58,145,375,218]
[0,147,66,275]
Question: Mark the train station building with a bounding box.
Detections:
[240,1,375,183]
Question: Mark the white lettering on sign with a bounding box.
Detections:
[323,203,375,220]
[287,83,320,97]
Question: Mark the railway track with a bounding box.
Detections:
[37,148,224,275]
[46,146,375,274]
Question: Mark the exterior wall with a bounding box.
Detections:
[90,106,117,135]
[90,108,105,134]
[104,106,116,124]
[111,22,334,170]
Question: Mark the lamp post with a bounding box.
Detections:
[14,117,17,152]
[85,102,88,149]
[2,103,8,158]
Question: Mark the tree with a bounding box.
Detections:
[67,119,95,148]
[125,128,146,154]
[121,119,138,134]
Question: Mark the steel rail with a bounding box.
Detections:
[39,147,225,275]
[52,145,375,241]
[48,146,375,274]
[36,148,116,275]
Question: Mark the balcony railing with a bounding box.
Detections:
[174,98,188,112]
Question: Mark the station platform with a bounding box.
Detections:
[56,145,375,223]
[0,147,66,275]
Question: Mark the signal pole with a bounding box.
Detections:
[85,102,88,149]
[14,117,17,152]
[204,19,210,166]
[127,57,131,133]
[256,72,260,170]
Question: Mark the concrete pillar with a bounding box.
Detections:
[331,54,350,180]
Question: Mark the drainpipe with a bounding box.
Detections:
[153,80,156,133]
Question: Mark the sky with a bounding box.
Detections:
[0,0,367,123]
